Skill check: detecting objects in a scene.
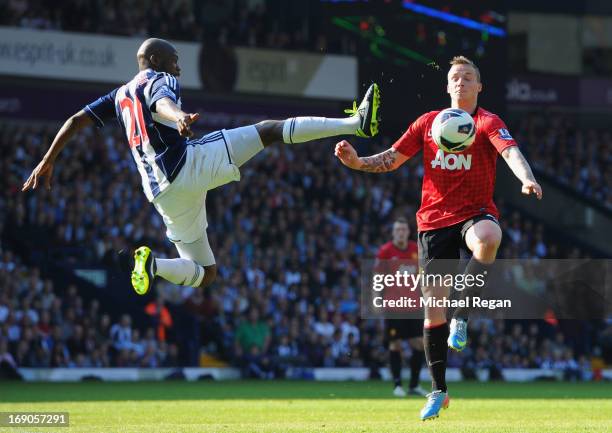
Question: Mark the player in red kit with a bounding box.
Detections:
[335,56,542,420]
[376,217,427,398]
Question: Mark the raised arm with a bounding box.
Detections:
[154,97,200,138]
[501,146,543,199]
[22,110,93,191]
[334,140,409,173]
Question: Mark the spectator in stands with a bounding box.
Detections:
[235,307,270,356]
[234,307,273,378]
[313,307,334,343]
[145,295,173,342]
[110,314,132,352]
[330,329,350,367]
[0,338,22,380]
[0,0,339,54]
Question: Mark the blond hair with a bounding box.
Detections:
[449,56,481,82]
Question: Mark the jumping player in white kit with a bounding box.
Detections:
[22,38,381,294]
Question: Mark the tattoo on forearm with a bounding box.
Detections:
[358,149,397,172]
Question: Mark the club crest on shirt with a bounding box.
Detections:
[498,128,513,140]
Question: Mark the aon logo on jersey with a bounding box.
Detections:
[431,149,472,170]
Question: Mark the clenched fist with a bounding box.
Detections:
[334,140,360,169]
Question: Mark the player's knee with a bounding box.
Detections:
[472,233,501,260]
[254,120,283,147]
[477,231,501,249]
[199,264,217,288]
[469,223,501,259]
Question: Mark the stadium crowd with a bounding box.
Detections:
[0,0,332,53]
[0,258,181,370]
[0,122,608,380]
[511,113,612,209]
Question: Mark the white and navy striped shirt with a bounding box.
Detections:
[84,69,187,201]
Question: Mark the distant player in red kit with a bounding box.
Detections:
[376,217,427,398]
[335,56,542,420]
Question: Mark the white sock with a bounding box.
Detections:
[154,258,205,287]
[282,116,360,144]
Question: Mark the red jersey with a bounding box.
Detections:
[376,241,418,262]
[392,107,517,232]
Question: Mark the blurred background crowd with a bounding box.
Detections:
[512,113,611,210]
[0,0,610,383]
[0,121,609,380]
[1,0,338,53]
[2,0,610,211]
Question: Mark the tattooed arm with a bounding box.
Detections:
[501,146,543,199]
[334,140,409,173]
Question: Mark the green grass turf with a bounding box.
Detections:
[0,381,610,433]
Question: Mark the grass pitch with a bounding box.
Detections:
[1,380,610,433]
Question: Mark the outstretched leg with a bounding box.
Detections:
[256,116,361,147]
[128,84,380,294]
[228,83,380,167]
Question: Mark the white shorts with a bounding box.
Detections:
[152,126,263,264]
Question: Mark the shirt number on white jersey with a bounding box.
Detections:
[119,96,149,148]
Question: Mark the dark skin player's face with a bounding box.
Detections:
[155,52,180,77]
[166,52,181,76]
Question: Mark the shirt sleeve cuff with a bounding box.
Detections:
[392,142,410,156]
[496,142,518,155]
[84,106,104,128]
[149,90,177,111]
